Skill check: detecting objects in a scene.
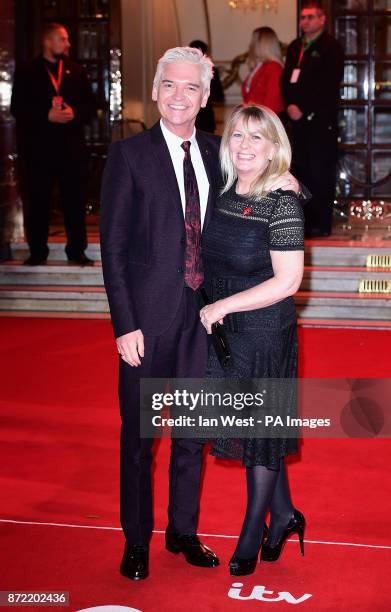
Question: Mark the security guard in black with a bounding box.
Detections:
[281,3,344,236]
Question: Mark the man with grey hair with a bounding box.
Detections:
[100,46,301,580]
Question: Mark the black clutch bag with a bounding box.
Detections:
[200,287,231,368]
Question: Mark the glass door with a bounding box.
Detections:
[331,0,391,213]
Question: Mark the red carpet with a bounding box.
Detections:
[1,318,390,611]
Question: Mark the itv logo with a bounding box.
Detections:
[228,582,312,604]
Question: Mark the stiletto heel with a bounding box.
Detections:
[260,509,305,562]
[297,523,305,556]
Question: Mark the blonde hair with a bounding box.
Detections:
[220,104,292,200]
[153,47,214,93]
[253,27,283,66]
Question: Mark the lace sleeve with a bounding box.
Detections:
[268,191,305,251]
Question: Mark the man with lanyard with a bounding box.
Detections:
[11,22,96,265]
[281,0,344,237]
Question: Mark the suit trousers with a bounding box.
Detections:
[23,156,88,259]
[118,285,208,545]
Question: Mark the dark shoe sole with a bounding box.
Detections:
[165,543,220,567]
[120,565,149,580]
[229,563,257,576]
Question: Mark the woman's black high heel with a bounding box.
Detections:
[260,509,305,562]
[229,522,269,576]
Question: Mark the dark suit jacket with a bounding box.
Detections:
[11,54,96,161]
[281,31,344,124]
[99,121,222,339]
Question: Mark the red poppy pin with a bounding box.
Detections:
[243,206,252,216]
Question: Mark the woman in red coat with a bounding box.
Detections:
[242,27,284,115]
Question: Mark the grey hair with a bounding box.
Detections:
[153,46,214,92]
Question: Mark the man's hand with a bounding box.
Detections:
[48,104,75,124]
[116,329,144,367]
[269,170,299,194]
[62,103,75,120]
[287,104,303,121]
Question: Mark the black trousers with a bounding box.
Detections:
[118,286,208,545]
[289,117,338,235]
[23,156,88,259]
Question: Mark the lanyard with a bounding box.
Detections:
[296,38,317,68]
[45,59,63,94]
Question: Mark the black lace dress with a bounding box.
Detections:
[201,183,305,469]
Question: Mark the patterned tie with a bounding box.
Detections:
[181,141,204,290]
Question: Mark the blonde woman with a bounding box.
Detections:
[242,27,284,114]
[200,104,306,576]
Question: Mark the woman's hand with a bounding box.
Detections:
[116,329,144,366]
[200,301,227,334]
[269,170,299,194]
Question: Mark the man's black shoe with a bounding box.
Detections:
[165,531,219,567]
[67,253,94,266]
[23,256,47,266]
[120,543,149,580]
